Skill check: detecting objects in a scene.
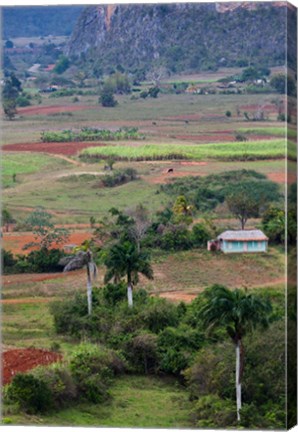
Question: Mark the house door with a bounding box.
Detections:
[243,242,248,252]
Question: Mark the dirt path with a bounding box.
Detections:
[51,153,85,167]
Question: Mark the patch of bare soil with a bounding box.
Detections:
[3,142,106,156]
[3,348,62,385]
[144,161,208,184]
[3,231,92,255]
[266,172,286,184]
[157,291,198,303]
[17,104,97,116]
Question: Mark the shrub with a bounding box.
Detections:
[225,110,231,117]
[25,248,66,273]
[148,86,160,98]
[140,297,179,333]
[158,324,204,375]
[124,332,159,374]
[190,223,211,248]
[103,282,127,306]
[69,343,125,402]
[5,373,53,413]
[2,249,16,271]
[32,364,77,408]
[99,85,117,107]
[50,292,89,336]
[69,343,125,381]
[101,168,138,187]
[184,342,235,400]
[191,395,236,428]
[16,95,31,107]
[160,223,192,251]
[235,133,248,142]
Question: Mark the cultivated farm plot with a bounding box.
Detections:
[80,139,286,161]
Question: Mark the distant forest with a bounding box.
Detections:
[2,6,84,38]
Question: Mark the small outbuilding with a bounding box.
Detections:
[207,230,268,253]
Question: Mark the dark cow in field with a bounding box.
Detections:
[167,168,174,173]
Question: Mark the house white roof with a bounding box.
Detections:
[217,230,268,241]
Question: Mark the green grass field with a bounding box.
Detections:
[3,375,192,427]
[3,153,71,188]
[237,126,296,138]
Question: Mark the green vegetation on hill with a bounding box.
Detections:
[3,6,84,38]
[67,3,295,76]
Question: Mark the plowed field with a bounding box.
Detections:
[18,104,97,116]
[3,348,62,385]
[3,141,106,156]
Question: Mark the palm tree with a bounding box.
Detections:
[61,240,97,315]
[103,240,153,307]
[200,285,272,422]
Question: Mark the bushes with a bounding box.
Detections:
[5,373,53,414]
[5,345,125,413]
[4,248,66,274]
[41,127,143,143]
[2,249,16,272]
[158,325,204,375]
[191,395,236,428]
[140,297,179,333]
[32,364,77,408]
[124,333,159,374]
[101,168,138,187]
[69,343,125,402]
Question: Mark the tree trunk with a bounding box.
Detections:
[127,284,133,307]
[86,263,92,315]
[235,340,242,422]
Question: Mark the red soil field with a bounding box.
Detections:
[240,104,276,111]
[3,348,62,385]
[267,171,295,184]
[3,231,93,255]
[18,104,98,116]
[3,141,106,156]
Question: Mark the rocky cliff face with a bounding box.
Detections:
[66,2,293,73]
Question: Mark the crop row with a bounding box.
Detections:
[41,127,145,143]
[80,139,289,162]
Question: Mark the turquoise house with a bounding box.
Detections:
[208,230,268,253]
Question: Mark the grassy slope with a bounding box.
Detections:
[3,375,192,427]
[3,153,71,188]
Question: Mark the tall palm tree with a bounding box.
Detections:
[103,240,153,307]
[200,285,272,422]
[62,240,97,315]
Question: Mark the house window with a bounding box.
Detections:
[228,242,232,249]
[258,241,262,249]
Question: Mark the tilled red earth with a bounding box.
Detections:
[3,141,106,156]
[17,104,98,116]
[3,348,62,385]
